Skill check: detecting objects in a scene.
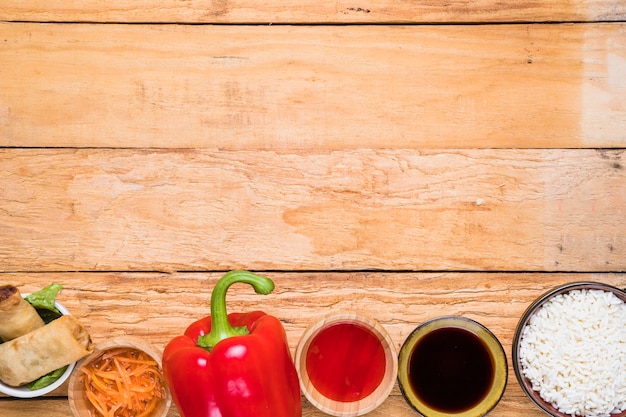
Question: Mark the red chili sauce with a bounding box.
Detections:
[305,322,386,402]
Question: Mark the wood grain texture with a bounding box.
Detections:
[0,272,624,415]
[1,0,624,414]
[0,393,551,417]
[1,23,625,149]
[2,149,624,272]
[1,0,625,23]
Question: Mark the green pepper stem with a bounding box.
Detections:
[197,270,275,351]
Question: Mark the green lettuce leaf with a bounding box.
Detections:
[25,283,63,323]
[27,366,68,391]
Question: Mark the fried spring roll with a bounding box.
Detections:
[0,315,93,387]
[0,285,45,342]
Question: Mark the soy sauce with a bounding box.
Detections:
[408,326,494,413]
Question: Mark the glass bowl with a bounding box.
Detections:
[397,316,508,417]
[512,281,626,417]
[68,336,172,417]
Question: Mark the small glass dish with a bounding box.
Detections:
[68,336,172,417]
[512,281,626,417]
[397,316,508,417]
[295,313,398,417]
[0,299,76,399]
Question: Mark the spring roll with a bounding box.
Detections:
[0,315,93,387]
[0,285,45,342]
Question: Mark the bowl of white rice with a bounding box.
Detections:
[512,281,626,417]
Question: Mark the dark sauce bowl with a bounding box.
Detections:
[512,281,626,417]
[398,316,507,417]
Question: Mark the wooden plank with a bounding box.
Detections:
[1,149,624,272]
[0,391,548,417]
[0,271,624,415]
[1,0,625,24]
[1,23,625,149]
[0,393,548,417]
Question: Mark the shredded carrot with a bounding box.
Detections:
[79,347,166,417]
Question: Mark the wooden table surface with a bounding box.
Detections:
[1,1,625,416]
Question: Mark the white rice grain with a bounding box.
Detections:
[519,289,626,417]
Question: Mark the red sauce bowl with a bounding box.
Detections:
[295,313,397,417]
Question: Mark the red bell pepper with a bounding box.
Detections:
[162,270,302,417]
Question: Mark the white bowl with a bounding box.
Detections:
[0,298,76,398]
